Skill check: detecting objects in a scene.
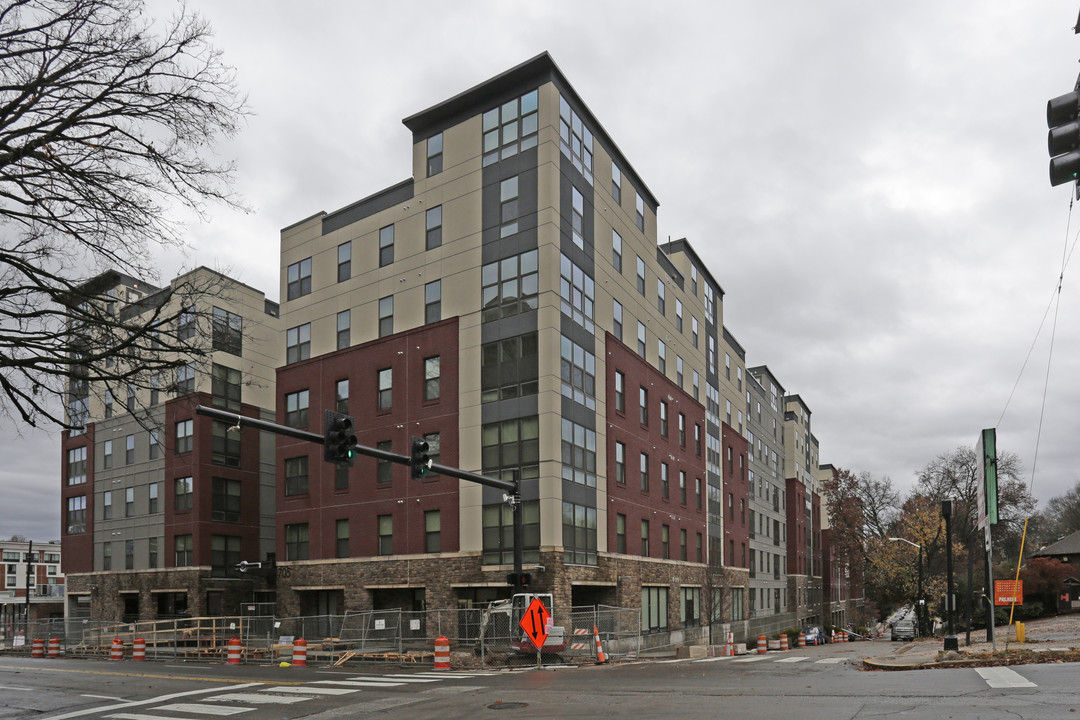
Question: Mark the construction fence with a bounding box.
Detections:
[7,604,641,669]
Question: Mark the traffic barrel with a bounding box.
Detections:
[227,637,242,664]
[756,634,767,654]
[110,637,124,661]
[434,636,450,670]
[31,638,44,658]
[780,634,789,651]
[132,637,145,661]
[292,638,307,666]
[798,632,806,648]
[48,638,60,658]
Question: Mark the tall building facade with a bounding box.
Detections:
[0,539,64,637]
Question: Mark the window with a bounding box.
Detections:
[558,94,594,182]
[285,389,309,427]
[611,230,622,272]
[103,439,113,469]
[696,477,702,510]
[427,132,443,176]
[423,432,441,473]
[562,502,597,565]
[660,401,668,437]
[614,371,625,412]
[615,441,626,484]
[336,519,350,558]
[662,524,670,559]
[286,258,312,300]
[377,368,392,411]
[149,482,160,513]
[500,176,519,237]
[336,310,350,350]
[102,541,112,570]
[636,256,645,295]
[67,446,87,485]
[616,513,626,553]
[425,280,441,324]
[285,456,309,496]
[481,250,539,321]
[697,532,703,563]
[173,419,192,453]
[148,537,158,568]
[148,428,160,459]
[559,336,596,410]
[425,510,441,553]
[66,496,86,533]
[641,519,650,557]
[286,323,310,364]
[480,332,539,402]
[692,316,699,348]
[337,241,351,282]
[378,224,394,267]
[211,535,241,575]
[681,586,699,627]
[657,279,666,315]
[560,419,597,487]
[611,162,622,204]
[175,476,193,511]
[426,205,442,249]
[102,490,113,519]
[637,321,646,357]
[125,487,134,517]
[212,363,241,411]
[212,477,241,522]
[378,515,393,556]
[661,463,669,499]
[424,356,441,401]
[676,355,684,387]
[612,299,623,341]
[675,299,683,332]
[635,192,645,231]
[175,363,195,395]
[483,89,538,166]
[570,186,585,249]
[679,471,687,505]
[175,533,193,566]
[335,379,349,414]
[639,386,648,425]
[678,413,686,446]
[482,499,540,565]
[177,306,196,340]
[212,307,243,356]
[104,390,114,418]
[285,524,309,561]
[376,440,393,483]
[126,383,135,412]
[335,464,349,492]
[378,296,393,337]
[640,452,649,492]
[559,254,595,332]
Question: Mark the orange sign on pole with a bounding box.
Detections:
[519,597,551,649]
[995,579,1023,606]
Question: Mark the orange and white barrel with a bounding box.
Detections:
[31,638,44,658]
[47,638,61,658]
[227,637,242,664]
[292,638,307,666]
[132,637,146,660]
[110,637,124,661]
[780,634,789,651]
[757,634,767,654]
[434,636,450,670]
[798,631,806,647]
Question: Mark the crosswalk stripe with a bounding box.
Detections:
[203,693,310,705]
[815,658,845,664]
[258,686,358,695]
[312,680,405,688]
[976,667,1036,688]
[408,673,487,678]
[693,656,733,663]
[108,714,223,720]
[774,656,809,663]
[350,675,440,683]
[733,656,770,663]
[154,704,252,716]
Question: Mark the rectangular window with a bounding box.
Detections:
[125,487,134,517]
[149,482,160,513]
[66,495,86,533]
[337,241,351,282]
[424,356,441,401]
[640,452,649,492]
[558,94,593,181]
[286,258,312,300]
[104,390,114,418]
[285,524,309,561]
[379,224,394,267]
[149,537,158,568]
[675,299,683,332]
[639,386,648,425]
[175,533,193,566]
[175,420,193,454]
[102,541,111,570]
[285,456,309,496]
[175,476,193,511]
[678,413,686,446]
[681,586,699,626]
[177,306,196,341]
[692,316,699,348]
[286,323,311,364]
[427,132,443,176]
[611,229,622,272]
[67,446,87,485]
[425,280,441,324]
[103,439,113,469]
[335,464,349,492]
[560,419,597,488]
[636,255,645,295]
[658,340,667,374]
[378,514,393,556]
[661,463,669,499]
[212,363,241,412]
[611,162,622,204]
[635,193,645,231]
[696,477,702,510]
[211,535,241,575]
[612,299,623,341]
[377,440,393,484]
[377,368,392,411]
[637,321,646,357]
[336,310,350,350]
[149,428,160,458]
[484,89,538,166]
[657,279,666,315]
[425,510,441,553]
[212,307,243,356]
[676,355,684,387]
[500,175,519,237]
[559,335,596,410]
[660,401,668,437]
[285,389,309,427]
[614,370,625,412]
[423,432,441,473]
[481,250,539,322]
[640,519,650,557]
[126,383,135,412]
[679,470,687,505]
[336,519,349,558]
[615,441,626,484]
[616,513,626,553]
[662,524,670,559]
[480,332,539,403]
[378,296,393,337]
[102,490,113,519]
[335,379,349,414]
[426,205,442,249]
[175,363,195,395]
[562,501,598,566]
[559,253,595,332]
[212,477,241,522]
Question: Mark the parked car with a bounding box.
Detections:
[891,620,915,642]
[802,626,825,645]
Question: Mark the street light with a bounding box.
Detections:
[889,537,924,638]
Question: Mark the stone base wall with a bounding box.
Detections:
[65,569,265,622]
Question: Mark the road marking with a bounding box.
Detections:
[313,680,405,688]
[82,695,134,702]
[204,693,310,704]
[44,683,262,720]
[733,656,770,663]
[154,704,252,716]
[976,667,1036,688]
[815,658,845,664]
[109,714,232,720]
[409,672,490,678]
[0,685,33,692]
[258,686,358,695]
[774,656,809,663]
[351,675,441,683]
[693,656,734,663]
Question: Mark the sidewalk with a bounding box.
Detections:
[863,614,1080,670]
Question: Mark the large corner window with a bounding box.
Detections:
[482,89,538,166]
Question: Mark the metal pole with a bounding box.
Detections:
[943,500,958,652]
[917,546,924,639]
[512,470,524,594]
[23,540,31,641]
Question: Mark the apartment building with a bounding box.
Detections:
[60,268,281,622]
[0,540,63,638]
[783,394,823,627]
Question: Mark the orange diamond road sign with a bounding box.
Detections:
[519,597,551,650]
[995,579,1023,606]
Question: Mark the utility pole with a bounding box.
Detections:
[942,500,958,652]
[22,540,32,639]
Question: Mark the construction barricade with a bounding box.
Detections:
[798,632,806,647]
[31,639,44,658]
[292,638,307,666]
[434,636,450,670]
[227,637,242,664]
[757,635,767,654]
[780,634,789,651]
[48,638,61,658]
[110,638,124,660]
[132,638,146,661]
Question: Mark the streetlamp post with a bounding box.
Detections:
[942,499,959,652]
[888,537,924,638]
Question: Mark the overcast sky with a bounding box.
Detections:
[5,1,1080,541]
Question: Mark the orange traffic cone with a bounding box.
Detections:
[593,625,606,664]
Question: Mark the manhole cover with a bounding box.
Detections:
[487,702,529,710]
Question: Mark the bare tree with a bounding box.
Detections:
[1034,480,1080,544]
[856,472,900,539]
[0,0,247,428]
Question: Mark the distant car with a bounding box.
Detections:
[891,620,915,642]
[802,626,825,645]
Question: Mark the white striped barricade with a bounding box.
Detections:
[292,638,307,666]
[571,628,591,652]
[227,637,242,664]
[798,632,806,648]
[756,635,767,654]
[779,634,789,651]
[31,638,44,658]
[132,637,146,661]
[110,637,124,661]
[434,636,450,670]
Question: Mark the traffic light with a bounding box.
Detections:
[505,572,531,588]
[1048,86,1080,187]
[410,436,432,480]
[323,410,358,467]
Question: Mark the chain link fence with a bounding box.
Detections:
[6,604,641,669]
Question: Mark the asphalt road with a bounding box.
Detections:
[5,640,1079,719]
